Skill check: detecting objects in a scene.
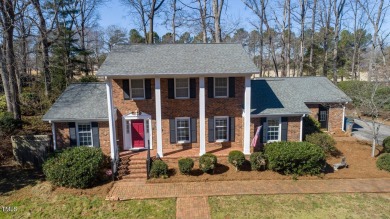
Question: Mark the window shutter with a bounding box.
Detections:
[191,118,197,143]
[260,118,267,143]
[91,122,100,147]
[229,77,235,97]
[208,117,214,142]
[207,77,214,98]
[169,119,176,143]
[190,78,196,98]
[281,117,288,141]
[123,79,130,100]
[229,117,235,141]
[145,79,152,99]
[168,79,174,99]
[68,122,77,146]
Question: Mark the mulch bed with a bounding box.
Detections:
[148,136,390,183]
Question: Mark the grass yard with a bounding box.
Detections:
[209,193,390,219]
[0,182,176,219]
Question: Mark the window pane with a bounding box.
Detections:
[131,79,143,88]
[176,118,190,142]
[176,79,189,98]
[176,78,188,88]
[215,118,228,141]
[267,119,279,141]
[215,78,228,97]
[131,80,144,98]
[78,124,92,146]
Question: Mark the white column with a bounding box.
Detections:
[243,75,251,155]
[155,78,163,157]
[148,118,153,149]
[106,78,117,171]
[51,122,57,150]
[341,104,346,131]
[199,77,206,155]
[300,115,304,141]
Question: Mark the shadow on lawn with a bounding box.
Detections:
[0,165,44,195]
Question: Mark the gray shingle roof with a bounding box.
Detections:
[96,44,259,77]
[251,77,352,116]
[43,83,108,121]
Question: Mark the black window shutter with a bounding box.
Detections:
[208,117,214,142]
[190,78,196,98]
[208,77,214,98]
[229,117,235,141]
[169,119,176,143]
[229,77,235,97]
[123,79,130,100]
[281,117,288,141]
[68,122,77,146]
[145,79,152,99]
[91,122,100,147]
[191,118,197,143]
[168,79,174,99]
[260,118,267,143]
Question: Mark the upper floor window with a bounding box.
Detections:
[77,123,93,146]
[214,77,228,98]
[131,79,145,99]
[175,78,189,99]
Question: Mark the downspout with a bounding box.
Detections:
[51,121,57,150]
[341,103,346,131]
[300,114,305,141]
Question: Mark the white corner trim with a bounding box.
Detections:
[300,114,305,142]
[199,77,206,155]
[149,118,153,149]
[342,105,346,131]
[51,123,57,150]
[155,78,163,157]
[243,76,251,155]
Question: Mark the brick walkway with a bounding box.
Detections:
[176,197,210,219]
[107,178,390,200]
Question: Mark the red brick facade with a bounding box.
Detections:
[250,116,301,143]
[54,121,110,156]
[307,104,344,132]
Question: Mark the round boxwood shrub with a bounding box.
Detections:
[43,147,105,189]
[305,132,339,156]
[250,152,267,171]
[383,137,390,153]
[265,142,326,176]
[376,153,390,172]
[178,158,194,175]
[199,153,217,174]
[150,160,168,178]
[228,150,246,171]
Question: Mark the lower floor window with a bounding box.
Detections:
[267,118,280,142]
[176,118,190,143]
[78,123,92,146]
[215,117,228,141]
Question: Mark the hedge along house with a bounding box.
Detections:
[43,44,351,177]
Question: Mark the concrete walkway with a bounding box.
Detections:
[107,178,390,200]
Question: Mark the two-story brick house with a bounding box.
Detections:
[43,44,351,176]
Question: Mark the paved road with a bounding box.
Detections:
[351,119,390,145]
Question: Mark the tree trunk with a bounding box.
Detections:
[332,0,346,84]
[212,0,224,43]
[299,0,307,77]
[0,42,13,112]
[322,0,332,77]
[172,0,176,43]
[309,0,317,75]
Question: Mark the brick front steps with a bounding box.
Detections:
[118,151,148,181]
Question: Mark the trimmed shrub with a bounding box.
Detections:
[199,153,217,174]
[303,116,322,138]
[43,147,105,189]
[383,137,390,153]
[228,150,246,171]
[178,158,194,175]
[265,142,326,176]
[376,153,390,172]
[150,160,168,178]
[250,152,267,171]
[305,132,340,156]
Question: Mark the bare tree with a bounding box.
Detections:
[309,0,317,75]
[319,0,332,76]
[147,0,166,43]
[298,0,308,76]
[332,0,346,83]
[122,0,148,43]
[212,0,224,42]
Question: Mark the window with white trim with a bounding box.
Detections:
[267,118,280,142]
[77,123,93,146]
[214,77,228,97]
[176,118,190,143]
[215,117,229,141]
[131,79,145,99]
[175,78,189,98]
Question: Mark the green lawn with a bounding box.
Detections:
[209,193,390,219]
[0,187,175,219]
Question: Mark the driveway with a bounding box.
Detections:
[351,119,390,145]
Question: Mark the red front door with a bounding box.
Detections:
[131,120,145,148]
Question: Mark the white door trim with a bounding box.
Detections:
[122,112,152,150]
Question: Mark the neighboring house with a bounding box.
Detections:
[43,44,351,174]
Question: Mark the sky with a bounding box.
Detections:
[97,0,254,36]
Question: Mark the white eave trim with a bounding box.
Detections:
[96,72,255,79]
[250,113,307,118]
[42,118,109,122]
